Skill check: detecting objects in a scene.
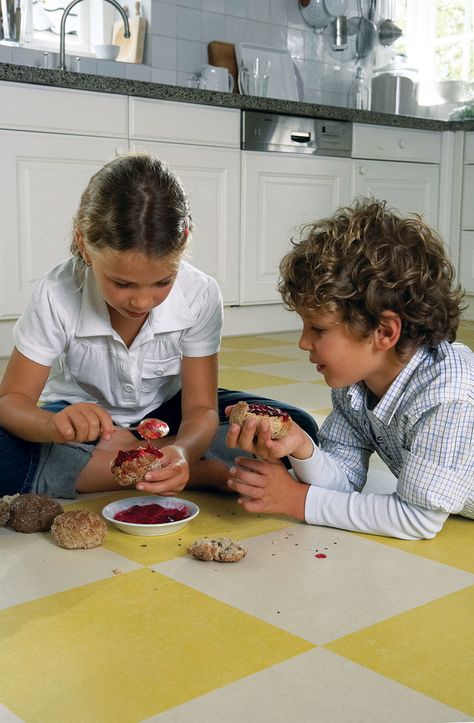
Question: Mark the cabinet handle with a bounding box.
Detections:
[398,138,407,149]
[359,165,367,175]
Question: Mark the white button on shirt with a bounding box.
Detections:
[13,257,223,426]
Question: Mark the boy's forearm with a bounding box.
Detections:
[305,485,449,539]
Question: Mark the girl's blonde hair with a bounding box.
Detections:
[71,153,191,260]
[278,198,465,357]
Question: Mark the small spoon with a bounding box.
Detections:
[117,418,170,440]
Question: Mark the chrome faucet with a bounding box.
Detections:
[58,0,131,71]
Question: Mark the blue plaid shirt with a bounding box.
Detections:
[318,341,474,516]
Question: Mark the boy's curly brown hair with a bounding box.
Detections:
[278,198,465,357]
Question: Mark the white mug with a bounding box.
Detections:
[199,64,234,92]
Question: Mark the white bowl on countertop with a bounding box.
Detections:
[94,44,120,61]
[102,495,200,536]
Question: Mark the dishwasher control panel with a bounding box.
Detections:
[242,111,352,157]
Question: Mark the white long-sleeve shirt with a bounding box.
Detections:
[289,341,474,540]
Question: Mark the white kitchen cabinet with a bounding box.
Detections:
[129,98,241,306]
[0,82,127,350]
[240,151,352,304]
[351,159,440,226]
[131,140,240,304]
[352,123,441,227]
[0,130,122,318]
[459,133,474,293]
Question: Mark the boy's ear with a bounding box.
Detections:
[374,311,402,351]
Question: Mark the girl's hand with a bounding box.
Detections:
[225,405,311,461]
[136,444,190,495]
[227,456,308,519]
[49,402,115,443]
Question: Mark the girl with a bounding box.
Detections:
[0,153,227,499]
[0,153,318,500]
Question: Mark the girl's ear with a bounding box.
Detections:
[374,312,402,351]
[75,231,91,265]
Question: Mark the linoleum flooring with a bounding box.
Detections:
[0,322,473,723]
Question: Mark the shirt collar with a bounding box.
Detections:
[346,346,431,422]
[76,266,195,339]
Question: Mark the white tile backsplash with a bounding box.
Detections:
[1,0,366,108]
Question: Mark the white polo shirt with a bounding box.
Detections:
[13,257,223,425]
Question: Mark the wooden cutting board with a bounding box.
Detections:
[112,15,147,64]
[208,41,238,93]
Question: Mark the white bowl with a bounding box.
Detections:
[102,495,199,536]
[94,44,120,61]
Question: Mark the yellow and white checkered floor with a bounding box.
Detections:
[1,326,473,723]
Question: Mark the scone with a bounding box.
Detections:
[111,446,163,486]
[188,537,246,562]
[229,401,292,439]
[8,493,64,533]
[51,510,107,549]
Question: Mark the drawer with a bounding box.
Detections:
[464,132,474,163]
[352,123,442,163]
[0,82,128,137]
[129,97,240,148]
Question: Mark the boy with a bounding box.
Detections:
[226,199,474,540]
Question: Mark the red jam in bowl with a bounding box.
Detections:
[114,502,189,525]
[247,403,289,422]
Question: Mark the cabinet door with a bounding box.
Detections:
[241,152,352,304]
[0,130,122,317]
[132,141,240,305]
[460,231,474,293]
[461,165,474,229]
[352,159,440,227]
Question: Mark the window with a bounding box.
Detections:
[3,0,113,55]
[389,0,474,104]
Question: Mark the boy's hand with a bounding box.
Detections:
[228,456,308,519]
[136,444,190,495]
[225,405,313,460]
[49,402,114,443]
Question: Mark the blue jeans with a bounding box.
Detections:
[0,391,318,497]
[0,401,89,497]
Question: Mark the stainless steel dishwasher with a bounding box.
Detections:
[242,110,352,156]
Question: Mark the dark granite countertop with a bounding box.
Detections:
[1,62,473,132]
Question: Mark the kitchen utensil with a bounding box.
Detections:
[112,1,146,63]
[199,64,234,92]
[378,18,402,46]
[238,57,271,97]
[116,418,170,439]
[331,15,348,51]
[207,41,238,93]
[299,0,347,32]
[355,0,377,59]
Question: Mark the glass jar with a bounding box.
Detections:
[371,55,419,116]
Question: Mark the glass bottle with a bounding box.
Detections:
[347,66,369,110]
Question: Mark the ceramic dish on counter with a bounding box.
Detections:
[102,496,200,536]
[235,42,299,101]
